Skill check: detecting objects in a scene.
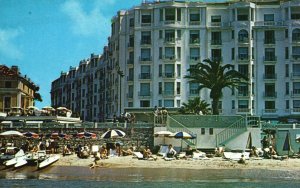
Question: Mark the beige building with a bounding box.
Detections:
[0,65,40,114]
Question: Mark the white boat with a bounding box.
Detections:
[0,147,25,162]
[26,150,47,164]
[14,158,28,168]
[38,154,60,169]
[4,154,26,167]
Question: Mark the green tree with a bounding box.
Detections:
[179,97,210,115]
[185,59,248,115]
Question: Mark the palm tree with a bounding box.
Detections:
[179,97,210,115]
[185,59,248,115]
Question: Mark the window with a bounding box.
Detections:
[189,83,199,95]
[201,128,205,135]
[285,47,289,59]
[264,30,275,44]
[165,8,175,21]
[165,30,175,43]
[293,64,300,76]
[177,64,181,77]
[238,30,248,42]
[128,85,133,98]
[190,48,200,60]
[164,100,174,107]
[129,18,134,27]
[292,29,300,41]
[286,82,289,95]
[177,8,181,21]
[286,100,290,109]
[292,46,300,59]
[231,48,235,60]
[238,47,249,60]
[94,96,97,105]
[4,97,11,109]
[159,82,162,94]
[293,100,300,109]
[293,82,300,94]
[238,65,248,77]
[141,31,151,44]
[190,10,200,22]
[159,30,163,38]
[232,100,235,109]
[159,47,162,59]
[264,48,275,61]
[177,47,181,59]
[176,82,180,94]
[165,47,175,59]
[265,84,276,97]
[140,100,150,107]
[177,30,181,39]
[285,29,288,38]
[211,32,222,45]
[5,81,12,88]
[164,82,174,95]
[141,65,150,79]
[141,14,151,23]
[291,13,300,20]
[129,35,134,47]
[211,49,222,62]
[238,83,248,96]
[264,65,275,79]
[209,128,213,135]
[232,30,235,39]
[264,14,274,21]
[190,30,200,44]
[238,100,248,109]
[128,68,134,81]
[141,48,151,61]
[286,64,289,77]
[211,15,221,22]
[265,101,275,109]
[165,64,174,78]
[140,83,150,96]
[159,65,162,77]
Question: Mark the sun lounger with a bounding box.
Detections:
[157,145,168,157]
[133,152,144,160]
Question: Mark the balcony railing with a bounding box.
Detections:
[164,38,176,44]
[211,56,222,62]
[263,109,277,113]
[237,108,250,113]
[189,56,201,62]
[162,72,175,78]
[263,92,277,98]
[138,91,152,97]
[237,54,250,61]
[139,56,152,62]
[263,74,277,79]
[264,56,277,62]
[292,37,300,43]
[292,90,300,96]
[162,90,175,96]
[264,38,275,44]
[139,73,151,79]
[254,21,284,27]
[211,40,222,45]
[162,55,176,61]
[127,59,134,65]
[237,92,249,97]
[238,37,249,43]
[189,21,200,25]
[140,39,151,45]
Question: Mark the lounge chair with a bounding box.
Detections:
[133,152,144,160]
[157,145,168,157]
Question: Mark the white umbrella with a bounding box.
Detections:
[101,129,126,139]
[154,130,173,144]
[0,130,24,137]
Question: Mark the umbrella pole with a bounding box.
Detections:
[181,139,183,152]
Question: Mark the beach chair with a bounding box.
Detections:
[157,145,168,157]
[133,152,144,160]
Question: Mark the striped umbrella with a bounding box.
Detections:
[76,131,97,139]
[169,131,196,151]
[101,129,126,139]
[23,132,39,139]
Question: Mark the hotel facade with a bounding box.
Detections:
[51,0,300,121]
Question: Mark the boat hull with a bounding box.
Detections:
[38,155,60,169]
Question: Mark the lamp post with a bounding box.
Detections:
[117,66,124,116]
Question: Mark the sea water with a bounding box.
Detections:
[0,166,300,188]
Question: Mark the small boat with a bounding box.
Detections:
[0,147,25,162]
[26,150,47,165]
[4,155,26,167]
[14,158,28,168]
[38,154,60,169]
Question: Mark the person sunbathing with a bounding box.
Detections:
[100,145,108,159]
[143,146,157,160]
[122,147,133,156]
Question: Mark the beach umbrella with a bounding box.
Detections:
[0,130,24,137]
[169,131,196,151]
[154,130,173,144]
[23,131,39,139]
[76,131,97,139]
[101,129,126,139]
[283,132,293,156]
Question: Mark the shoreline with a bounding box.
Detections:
[53,154,300,171]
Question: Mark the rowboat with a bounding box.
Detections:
[38,154,60,169]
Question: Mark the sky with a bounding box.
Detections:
[0,0,222,109]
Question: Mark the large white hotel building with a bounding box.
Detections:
[51,0,300,122]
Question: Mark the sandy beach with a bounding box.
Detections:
[54,153,300,171]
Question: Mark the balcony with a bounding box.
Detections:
[263,56,277,63]
[291,89,300,97]
[189,38,200,45]
[139,56,152,63]
[263,92,277,98]
[189,21,200,25]
[139,73,151,80]
[237,54,250,62]
[127,59,134,65]
[238,38,250,44]
[164,38,176,44]
[264,38,275,45]
[140,39,151,46]
[254,21,284,27]
[263,74,277,80]
[162,90,175,97]
[207,22,231,27]
[162,55,176,62]
[263,109,278,114]
[162,72,175,78]
[211,40,222,45]
[291,55,300,61]
[189,56,201,63]
[138,91,152,97]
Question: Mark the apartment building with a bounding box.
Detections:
[52,0,300,121]
[0,65,39,113]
